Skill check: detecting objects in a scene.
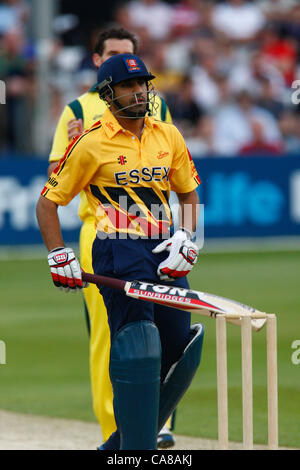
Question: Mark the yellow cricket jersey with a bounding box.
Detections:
[49,85,172,223]
[43,108,200,238]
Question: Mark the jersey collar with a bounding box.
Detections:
[101,108,126,139]
[101,108,159,139]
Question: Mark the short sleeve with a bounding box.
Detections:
[169,128,201,193]
[43,133,98,206]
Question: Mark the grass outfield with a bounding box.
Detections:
[0,250,299,448]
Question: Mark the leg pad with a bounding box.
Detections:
[110,321,161,450]
[158,323,205,432]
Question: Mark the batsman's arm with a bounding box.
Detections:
[48,161,58,177]
[36,195,64,251]
[36,195,86,291]
[176,189,199,235]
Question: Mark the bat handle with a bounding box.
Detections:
[82,272,126,291]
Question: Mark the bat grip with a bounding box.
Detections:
[82,272,126,291]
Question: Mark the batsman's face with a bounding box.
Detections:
[93,39,135,67]
[112,78,148,114]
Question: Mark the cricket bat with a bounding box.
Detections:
[81,272,268,331]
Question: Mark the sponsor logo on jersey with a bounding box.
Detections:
[157,151,169,159]
[117,155,127,165]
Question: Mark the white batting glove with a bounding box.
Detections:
[152,228,199,281]
[48,247,88,292]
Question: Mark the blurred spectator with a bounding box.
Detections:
[52,13,81,46]
[6,0,30,27]
[278,111,300,154]
[48,38,85,103]
[239,119,283,155]
[185,114,217,157]
[75,68,97,95]
[143,41,183,95]
[216,37,241,77]
[78,27,104,72]
[47,84,65,151]
[190,36,223,111]
[165,75,204,135]
[163,38,192,74]
[281,5,300,48]
[213,89,282,156]
[0,28,33,153]
[229,49,286,99]
[259,23,298,86]
[170,0,202,39]
[0,0,30,35]
[256,76,284,118]
[215,73,232,106]
[1,1,300,158]
[0,1,18,35]
[118,0,174,41]
[211,0,265,43]
[257,0,298,22]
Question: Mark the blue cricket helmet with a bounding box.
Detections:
[97,54,155,97]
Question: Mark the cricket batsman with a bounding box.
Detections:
[48,28,175,448]
[37,53,204,450]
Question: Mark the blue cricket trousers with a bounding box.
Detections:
[92,237,191,381]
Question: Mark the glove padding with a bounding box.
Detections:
[152,229,199,281]
[48,247,88,292]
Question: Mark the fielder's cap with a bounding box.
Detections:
[97,54,155,91]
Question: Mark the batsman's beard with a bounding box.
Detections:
[112,91,149,119]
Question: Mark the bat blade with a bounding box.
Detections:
[125,280,268,331]
[81,272,268,331]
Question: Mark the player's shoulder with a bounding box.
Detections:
[67,88,107,117]
[81,119,103,140]
[64,120,103,160]
[67,89,96,109]
[74,119,103,146]
[150,117,173,128]
[150,116,178,133]
[149,117,185,146]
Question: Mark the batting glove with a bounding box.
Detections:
[152,228,199,281]
[48,247,88,292]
